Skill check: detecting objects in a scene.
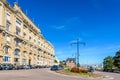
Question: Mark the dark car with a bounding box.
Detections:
[1,64,14,70]
[0,64,3,70]
[51,65,59,71]
[88,68,94,72]
[58,66,64,70]
[113,70,120,73]
[28,65,33,69]
[31,65,37,69]
[18,65,30,69]
[22,65,30,69]
[35,65,43,69]
[14,65,22,70]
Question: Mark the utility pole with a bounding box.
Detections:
[70,39,85,67]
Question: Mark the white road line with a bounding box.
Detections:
[108,77,114,80]
[105,75,110,78]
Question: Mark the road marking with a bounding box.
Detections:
[108,77,114,80]
[105,75,110,78]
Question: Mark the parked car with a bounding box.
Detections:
[28,65,33,69]
[31,65,37,69]
[35,65,43,69]
[51,65,59,71]
[58,66,64,70]
[22,65,30,69]
[88,68,94,72]
[113,70,120,73]
[51,65,64,71]
[1,64,14,70]
[14,65,22,70]
[0,64,3,70]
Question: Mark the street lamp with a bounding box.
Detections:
[70,39,85,67]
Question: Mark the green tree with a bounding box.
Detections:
[114,50,120,69]
[103,56,114,70]
[54,59,58,63]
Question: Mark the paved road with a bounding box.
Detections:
[94,71,120,80]
[0,69,119,80]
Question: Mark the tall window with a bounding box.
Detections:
[5,46,9,54]
[24,42,26,48]
[23,26,26,32]
[16,27,20,35]
[16,19,21,28]
[14,58,19,62]
[29,36,31,40]
[6,12,10,21]
[16,19,21,35]
[22,58,26,64]
[15,39,20,46]
[23,32,26,38]
[2,56,10,62]
[6,21,10,31]
[6,35,10,42]
[14,49,20,55]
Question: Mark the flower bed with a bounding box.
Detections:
[56,69,103,79]
[71,67,88,73]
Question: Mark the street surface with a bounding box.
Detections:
[0,69,119,80]
[94,71,120,80]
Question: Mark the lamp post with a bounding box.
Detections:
[70,39,85,67]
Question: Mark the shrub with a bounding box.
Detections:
[71,67,79,73]
[79,69,88,73]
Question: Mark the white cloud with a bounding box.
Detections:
[55,25,65,29]
[50,17,81,30]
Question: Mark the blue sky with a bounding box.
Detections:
[8,0,120,65]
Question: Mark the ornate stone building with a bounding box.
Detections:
[0,0,54,66]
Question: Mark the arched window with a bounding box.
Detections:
[14,49,20,55]
[4,45,9,54]
[15,39,20,46]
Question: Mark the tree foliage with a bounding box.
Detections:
[114,50,120,68]
[54,60,58,63]
[103,56,114,70]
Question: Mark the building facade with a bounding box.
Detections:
[66,58,75,68]
[0,0,54,66]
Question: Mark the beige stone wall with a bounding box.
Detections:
[66,62,75,68]
[0,0,54,66]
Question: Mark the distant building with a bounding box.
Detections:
[66,58,75,68]
[92,64,103,69]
